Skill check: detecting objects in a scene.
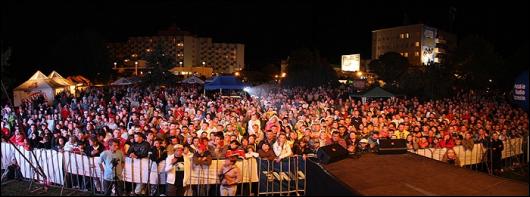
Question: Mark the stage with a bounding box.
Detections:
[306,153,528,196]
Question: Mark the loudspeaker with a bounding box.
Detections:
[317,143,349,164]
[378,139,407,154]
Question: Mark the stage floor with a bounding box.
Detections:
[321,153,528,196]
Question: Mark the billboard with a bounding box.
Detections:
[513,70,529,111]
[341,54,360,72]
[421,26,437,65]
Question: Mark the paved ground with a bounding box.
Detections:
[1,179,92,196]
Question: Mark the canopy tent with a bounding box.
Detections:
[351,87,395,98]
[180,76,205,84]
[67,75,91,86]
[204,76,247,90]
[48,71,76,94]
[111,77,137,86]
[13,71,66,106]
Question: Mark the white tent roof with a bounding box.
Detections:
[14,70,64,91]
[111,77,135,86]
[180,76,205,84]
[29,70,49,80]
[48,71,75,86]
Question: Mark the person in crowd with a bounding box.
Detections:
[164,144,186,196]
[462,132,475,151]
[218,155,241,196]
[192,144,212,196]
[99,139,125,196]
[273,133,292,162]
[126,132,150,195]
[257,143,276,161]
[489,132,504,175]
[326,131,348,149]
[442,148,461,166]
[85,136,104,157]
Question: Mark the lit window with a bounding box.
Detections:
[404,52,408,57]
[406,33,410,38]
[400,34,404,39]
[415,42,420,47]
[415,52,419,56]
[400,53,404,56]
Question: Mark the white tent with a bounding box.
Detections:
[111,77,135,86]
[48,71,76,94]
[13,71,65,106]
[180,76,205,84]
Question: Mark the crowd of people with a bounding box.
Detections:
[1,84,528,195]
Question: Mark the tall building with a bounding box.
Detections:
[106,27,244,74]
[372,24,456,66]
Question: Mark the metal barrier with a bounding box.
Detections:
[257,156,307,196]
[409,137,528,175]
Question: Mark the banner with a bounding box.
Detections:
[410,138,524,167]
[123,157,166,184]
[258,156,306,195]
[182,156,259,186]
[513,70,529,111]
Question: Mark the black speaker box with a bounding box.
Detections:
[378,139,408,154]
[317,143,349,164]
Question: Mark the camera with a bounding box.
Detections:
[111,158,119,167]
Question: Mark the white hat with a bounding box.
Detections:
[360,139,368,143]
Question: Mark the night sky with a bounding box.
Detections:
[2,0,528,83]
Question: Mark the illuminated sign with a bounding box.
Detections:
[341,54,360,72]
[421,27,437,65]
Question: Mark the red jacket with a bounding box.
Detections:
[439,139,455,149]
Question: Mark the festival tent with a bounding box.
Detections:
[351,86,395,98]
[180,75,205,84]
[204,76,247,91]
[13,71,65,106]
[48,71,76,94]
[67,75,91,86]
[111,77,137,86]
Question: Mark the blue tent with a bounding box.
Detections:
[204,76,247,90]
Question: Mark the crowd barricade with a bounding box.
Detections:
[409,137,527,171]
[257,156,307,196]
[2,142,279,196]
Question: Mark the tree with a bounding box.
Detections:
[282,48,338,87]
[453,35,504,90]
[368,52,410,86]
[141,43,176,86]
[1,48,14,104]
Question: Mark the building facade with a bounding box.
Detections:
[372,24,456,66]
[107,27,244,74]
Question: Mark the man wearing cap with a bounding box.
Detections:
[358,138,371,153]
[164,144,186,196]
[218,155,241,196]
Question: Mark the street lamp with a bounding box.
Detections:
[135,61,139,76]
[179,61,183,67]
[356,71,363,78]
[113,62,117,68]
[202,61,206,66]
[281,72,286,78]
[235,72,240,77]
